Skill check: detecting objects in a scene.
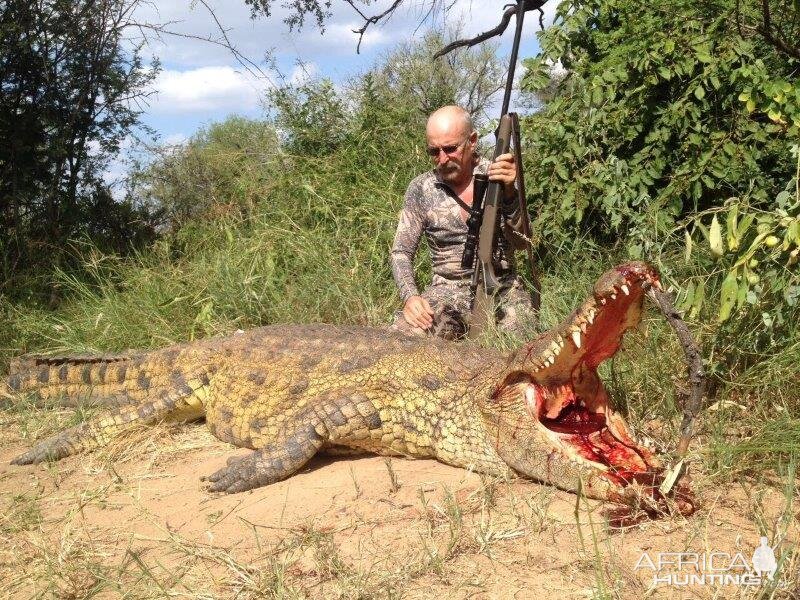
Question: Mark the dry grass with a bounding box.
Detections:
[1,399,798,599]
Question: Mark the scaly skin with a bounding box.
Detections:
[6,262,679,506]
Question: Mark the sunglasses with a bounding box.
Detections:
[426,138,468,157]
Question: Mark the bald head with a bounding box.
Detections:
[426,105,474,140]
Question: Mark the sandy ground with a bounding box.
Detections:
[0,415,798,599]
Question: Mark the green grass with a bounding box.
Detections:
[707,415,800,477]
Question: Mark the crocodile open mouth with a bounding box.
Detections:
[504,263,663,487]
[523,377,658,487]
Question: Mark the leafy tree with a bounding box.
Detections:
[263,29,505,161]
[133,26,507,235]
[268,78,350,156]
[131,117,282,227]
[0,0,158,300]
[523,0,796,238]
[242,0,335,29]
[368,30,505,124]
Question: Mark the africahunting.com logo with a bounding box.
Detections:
[634,537,788,587]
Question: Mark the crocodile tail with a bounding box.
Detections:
[4,350,183,408]
[10,383,207,465]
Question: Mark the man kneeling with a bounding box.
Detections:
[389,105,535,339]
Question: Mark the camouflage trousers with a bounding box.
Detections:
[390,276,537,340]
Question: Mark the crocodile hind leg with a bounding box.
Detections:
[10,386,207,465]
[205,392,383,493]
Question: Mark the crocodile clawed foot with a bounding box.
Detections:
[10,447,48,466]
[10,430,81,465]
[605,481,696,527]
[204,452,273,494]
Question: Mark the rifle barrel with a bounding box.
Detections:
[501,0,528,115]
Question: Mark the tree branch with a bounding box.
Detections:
[128,2,269,82]
[646,286,706,457]
[433,0,548,59]
[196,0,269,79]
[754,24,800,59]
[735,0,800,60]
[346,0,404,54]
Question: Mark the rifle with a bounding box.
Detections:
[457,0,541,338]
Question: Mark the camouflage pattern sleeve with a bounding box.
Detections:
[390,179,425,303]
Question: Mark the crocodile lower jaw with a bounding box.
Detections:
[523,381,658,480]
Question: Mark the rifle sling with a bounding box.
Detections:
[438,179,495,219]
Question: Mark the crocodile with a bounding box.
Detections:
[6,262,684,507]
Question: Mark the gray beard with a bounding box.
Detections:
[437,162,461,183]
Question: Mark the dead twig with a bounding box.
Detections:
[646,286,706,457]
[346,0,404,54]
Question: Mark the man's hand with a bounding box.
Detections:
[403,295,434,330]
[487,152,517,199]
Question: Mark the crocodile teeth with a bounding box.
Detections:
[586,309,596,324]
[571,330,582,349]
[621,284,630,296]
[610,292,617,300]
[546,354,556,366]
[579,321,588,333]
[600,298,607,305]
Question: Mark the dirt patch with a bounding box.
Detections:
[0,417,797,599]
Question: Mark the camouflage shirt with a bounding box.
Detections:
[390,158,526,303]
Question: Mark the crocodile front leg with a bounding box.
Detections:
[205,391,384,493]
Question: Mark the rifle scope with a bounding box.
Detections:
[460,173,489,270]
